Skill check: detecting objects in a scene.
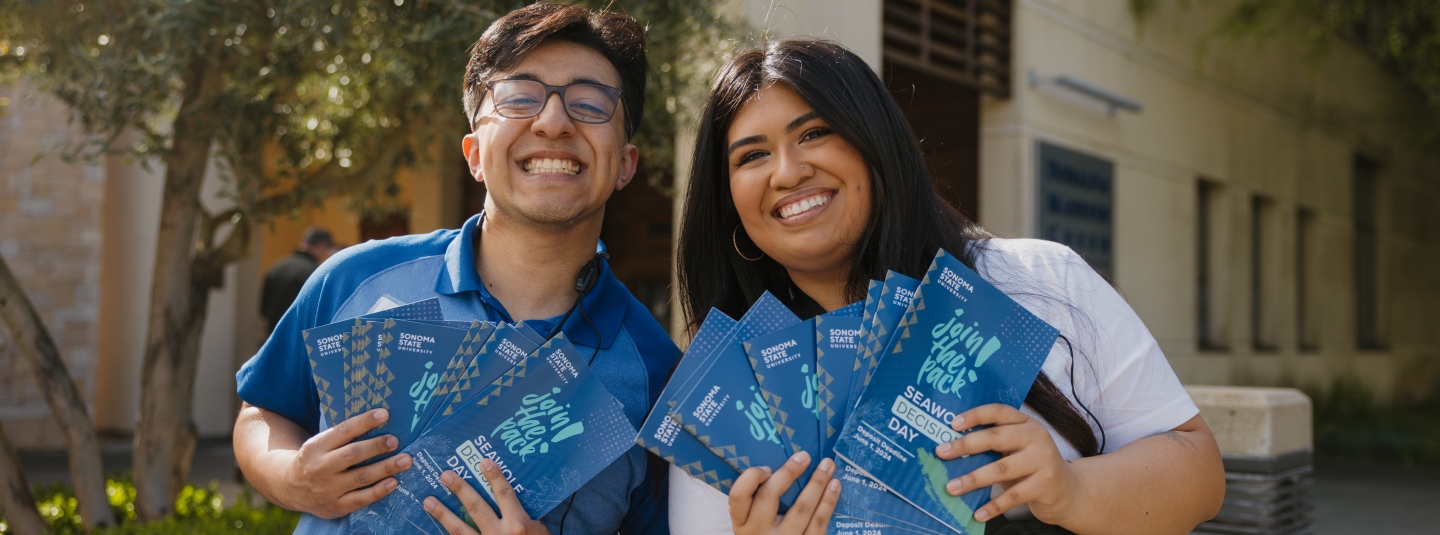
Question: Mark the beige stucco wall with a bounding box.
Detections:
[92,135,260,438]
[0,97,261,445]
[742,0,883,70]
[979,0,1440,402]
[0,86,104,449]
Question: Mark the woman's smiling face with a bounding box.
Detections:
[727,83,872,281]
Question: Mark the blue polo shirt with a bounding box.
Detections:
[236,213,678,535]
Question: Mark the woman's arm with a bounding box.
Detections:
[939,406,1224,535]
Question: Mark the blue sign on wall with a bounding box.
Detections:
[1037,142,1114,276]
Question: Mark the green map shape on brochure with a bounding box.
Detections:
[918,447,988,535]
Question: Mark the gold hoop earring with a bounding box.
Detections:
[732,225,766,261]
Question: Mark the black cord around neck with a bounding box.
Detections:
[554,261,606,534]
[1060,335,1106,454]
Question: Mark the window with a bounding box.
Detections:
[1197,180,1229,351]
[1251,196,1278,352]
[1354,156,1384,350]
[1296,207,1318,351]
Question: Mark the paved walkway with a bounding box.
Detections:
[1313,457,1440,534]
[15,443,1440,531]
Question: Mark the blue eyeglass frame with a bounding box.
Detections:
[470,78,624,126]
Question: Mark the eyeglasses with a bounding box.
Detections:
[473,78,623,126]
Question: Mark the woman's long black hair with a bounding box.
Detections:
[677,39,1101,457]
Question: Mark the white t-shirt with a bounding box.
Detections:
[667,239,1200,534]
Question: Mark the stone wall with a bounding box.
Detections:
[0,84,104,450]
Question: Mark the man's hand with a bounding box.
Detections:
[423,459,551,535]
[728,451,841,535]
[236,406,413,519]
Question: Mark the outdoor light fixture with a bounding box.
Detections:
[1028,69,1143,115]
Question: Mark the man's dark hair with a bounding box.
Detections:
[301,227,334,249]
[463,2,648,139]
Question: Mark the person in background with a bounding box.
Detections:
[260,227,341,334]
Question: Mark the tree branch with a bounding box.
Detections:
[0,255,115,529]
[255,103,447,218]
[0,415,46,535]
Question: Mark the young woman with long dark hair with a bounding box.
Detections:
[670,39,1225,535]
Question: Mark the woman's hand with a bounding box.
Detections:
[935,404,1085,526]
[728,451,841,535]
[423,459,551,535]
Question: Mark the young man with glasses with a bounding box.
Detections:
[232,4,678,534]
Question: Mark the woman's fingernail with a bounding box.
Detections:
[760,466,772,475]
[441,471,455,484]
[935,442,951,456]
[374,409,389,421]
[386,436,399,449]
[396,455,412,469]
[385,479,398,491]
[819,458,835,473]
[946,479,963,495]
[481,459,497,472]
[424,497,435,511]
[975,508,992,522]
[827,479,840,493]
[790,451,810,465]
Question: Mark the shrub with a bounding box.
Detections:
[1308,376,1440,466]
[0,478,299,534]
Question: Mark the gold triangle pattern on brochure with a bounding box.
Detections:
[471,348,534,409]
[431,327,475,400]
[439,338,491,417]
[345,320,375,419]
[698,436,753,470]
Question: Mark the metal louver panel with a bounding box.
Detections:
[883,0,1013,97]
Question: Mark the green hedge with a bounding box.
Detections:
[1311,376,1440,466]
[0,478,299,534]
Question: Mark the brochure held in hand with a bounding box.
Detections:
[639,249,1059,534]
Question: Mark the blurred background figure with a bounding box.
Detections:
[260,227,341,334]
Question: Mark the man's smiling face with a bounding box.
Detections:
[464,39,637,229]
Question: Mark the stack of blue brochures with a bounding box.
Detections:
[301,299,638,535]
[638,249,1058,534]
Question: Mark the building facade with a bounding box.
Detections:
[723,0,1440,402]
[2,0,1436,450]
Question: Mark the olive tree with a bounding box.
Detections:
[0,0,737,522]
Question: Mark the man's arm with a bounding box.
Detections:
[233,402,413,519]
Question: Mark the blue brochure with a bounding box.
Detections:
[329,298,445,427]
[636,310,742,492]
[829,300,865,318]
[302,320,355,430]
[744,318,822,488]
[834,249,1058,535]
[858,272,922,392]
[430,322,544,426]
[815,309,864,458]
[670,292,800,506]
[351,332,636,535]
[345,320,379,421]
[842,282,885,420]
[357,319,470,451]
[830,515,940,535]
[416,320,483,329]
[359,297,444,322]
[833,461,952,535]
[417,321,495,432]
